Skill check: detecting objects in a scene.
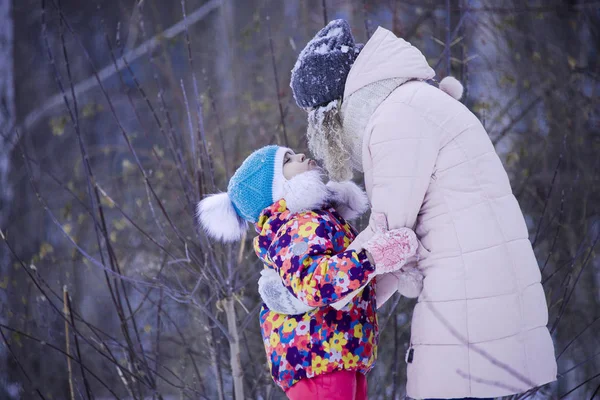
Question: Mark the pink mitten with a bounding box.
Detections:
[364,214,418,274]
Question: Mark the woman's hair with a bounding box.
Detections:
[306,100,353,182]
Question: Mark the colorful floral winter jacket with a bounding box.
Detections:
[254,199,378,391]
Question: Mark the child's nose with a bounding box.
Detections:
[297,154,306,162]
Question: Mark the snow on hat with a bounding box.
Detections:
[290,19,363,109]
[196,145,291,242]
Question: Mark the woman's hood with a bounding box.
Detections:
[344,27,435,100]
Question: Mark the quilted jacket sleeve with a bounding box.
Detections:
[332,101,438,310]
[369,102,438,305]
[367,101,438,231]
[267,215,375,308]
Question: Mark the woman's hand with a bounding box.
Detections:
[395,266,424,298]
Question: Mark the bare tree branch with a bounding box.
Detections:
[22,0,221,132]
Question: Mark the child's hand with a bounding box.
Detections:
[258,269,315,315]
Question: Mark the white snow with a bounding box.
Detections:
[325,27,343,39]
[290,21,349,87]
[314,43,330,55]
[312,98,339,118]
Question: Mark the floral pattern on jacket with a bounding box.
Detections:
[254,199,378,391]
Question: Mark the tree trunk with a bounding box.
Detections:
[0,0,14,396]
[224,297,244,400]
[207,323,225,400]
[0,0,14,217]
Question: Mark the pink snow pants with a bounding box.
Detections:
[285,370,368,400]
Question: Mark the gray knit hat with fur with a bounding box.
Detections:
[290,19,363,109]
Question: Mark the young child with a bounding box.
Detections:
[197,145,418,400]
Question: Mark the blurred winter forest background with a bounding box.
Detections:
[0,0,599,399]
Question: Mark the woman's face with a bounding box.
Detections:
[283,152,318,180]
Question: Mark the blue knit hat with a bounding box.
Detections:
[290,19,363,109]
[196,145,291,242]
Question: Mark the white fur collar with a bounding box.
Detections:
[326,180,370,221]
[282,170,369,221]
[282,170,329,214]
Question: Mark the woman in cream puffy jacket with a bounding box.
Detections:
[290,20,557,400]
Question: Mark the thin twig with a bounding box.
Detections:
[266,15,289,147]
[0,324,122,398]
[532,157,562,248]
[446,0,451,76]
[5,229,192,394]
[541,190,564,274]
[556,315,600,361]
[181,0,216,193]
[433,7,469,72]
[550,230,600,334]
[48,0,189,246]
[2,225,149,389]
[202,69,229,178]
[23,0,222,131]
[49,8,150,390]
[362,0,372,39]
[0,327,48,399]
[559,350,600,377]
[63,286,76,400]
[558,371,600,399]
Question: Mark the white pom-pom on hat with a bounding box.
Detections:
[196,193,247,242]
[439,76,464,100]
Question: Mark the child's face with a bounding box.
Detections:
[283,152,318,180]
